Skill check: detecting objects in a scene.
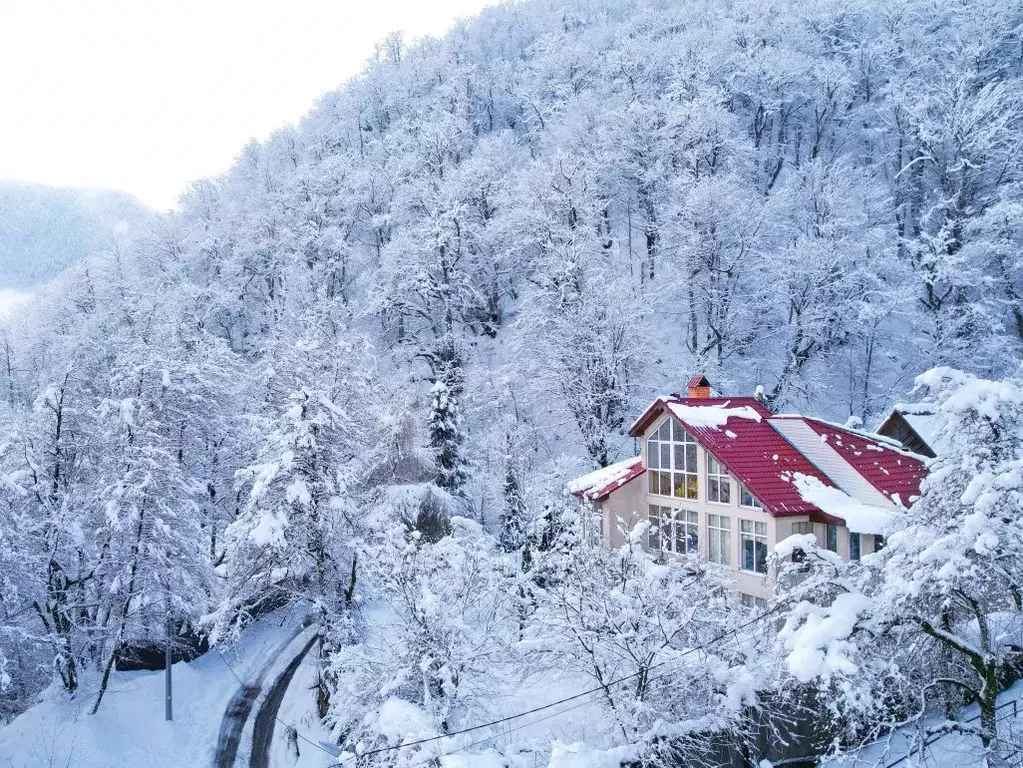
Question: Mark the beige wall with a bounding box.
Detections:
[600,413,881,600]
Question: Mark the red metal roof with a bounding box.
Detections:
[801,418,926,504]
[665,400,836,516]
[622,396,927,517]
[687,374,711,388]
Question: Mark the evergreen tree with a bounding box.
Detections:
[428,380,466,494]
[499,443,527,552]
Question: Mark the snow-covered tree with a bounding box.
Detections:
[428,380,466,495]
[778,368,1023,758]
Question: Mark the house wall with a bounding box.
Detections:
[601,471,648,548]
[601,413,882,601]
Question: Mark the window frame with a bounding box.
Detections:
[706,454,731,505]
[648,505,699,556]
[740,592,769,613]
[825,523,839,553]
[849,531,861,561]
[707,513,731,566]
[738,483,762,509]
[646,418,699,501]
[740,519,769,575]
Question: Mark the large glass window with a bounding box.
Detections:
[707,455,731,504]
[740,520,768,574]
[739,484,761,509]
[648,505,699,555]
[647,419,699,500]
[790,521,813,563]
[849,532,861,561]
[740,592,768,613]
[708,514,731,566]
[825,524,839,552]
[873,534,886,551]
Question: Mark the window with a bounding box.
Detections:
[740,520,768,574]
[849,532,861,561]
[790,521,813,563]
[707,455,731,504]
[740,592,768,612]
[647,419,699,500]
[707,514,731,566]
[825,524,838,552]
[648,505,699,555]
[647,506,661,550]
[873,533,885,552]
[739,484,761,509]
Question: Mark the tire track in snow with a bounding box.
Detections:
[212,622,309,768]
[249,635,319,768]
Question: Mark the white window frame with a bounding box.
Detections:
[739,483,762,509]
[707,513,731,566]
[646,418,699,501]
[706,455,731,505]
[740,519,768,575]
[648,505,699,555]
[740,592,768,613]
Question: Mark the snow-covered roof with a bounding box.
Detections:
[770,417,893,508]
[579,385,927,527]
[566,456,644,502]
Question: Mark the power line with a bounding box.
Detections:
[328,603,782,766]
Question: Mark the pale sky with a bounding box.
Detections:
[0,0,497,210]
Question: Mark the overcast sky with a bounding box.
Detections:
[0,0,496,210]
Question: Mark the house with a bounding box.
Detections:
[876,405,943,458]
[568,376,928,604]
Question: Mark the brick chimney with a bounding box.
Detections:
[686,374,712,399]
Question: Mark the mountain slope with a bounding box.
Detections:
[0,181,151,289]
[2,0,1023,764]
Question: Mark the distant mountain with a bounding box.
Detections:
[0,181,152,289]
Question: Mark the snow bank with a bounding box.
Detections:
[548,741,641,768]
[375,699,438,743]
[0,608,309,768]
[791,473,896,534]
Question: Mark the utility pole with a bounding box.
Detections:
[165,598,173,722]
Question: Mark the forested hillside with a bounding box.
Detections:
[0,181,151,289]
[2,0,1022,764]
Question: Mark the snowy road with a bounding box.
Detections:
[249,634,319,768]
[212,621,315,768]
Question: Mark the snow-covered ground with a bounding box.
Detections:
[827,682,1023,768]
[0,607,307,768]
[271,640,335,768]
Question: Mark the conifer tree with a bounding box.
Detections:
[428,380,466,494]
[499,443,527,552]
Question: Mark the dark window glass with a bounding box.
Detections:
[826,524,838,552]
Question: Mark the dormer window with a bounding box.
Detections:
[647,418,698,500]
